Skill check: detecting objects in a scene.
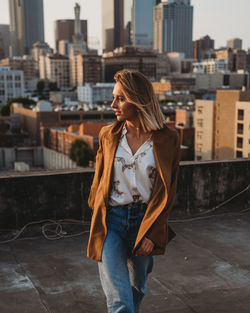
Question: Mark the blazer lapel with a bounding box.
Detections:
[103,122,124,205]
[152,127,173,193]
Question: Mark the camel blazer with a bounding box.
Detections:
[87,121,180,262]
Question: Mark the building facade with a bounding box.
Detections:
[214,90,250,160]
[193,35,214,60]
[235,101,250,158]
[54,19,88,52]
[102,0,124,52]
[131,0,155,49]
[9,0,44,56]
[193,59,229,74]
[77,83,115,104]
[227,38,242,50]
[0,25,10,59]
[153,0,193,58]
[194,100,215,161]
[39,54,70,89]
[216,48,246,72]
[194,90,250,161]
[103,46,157,82]
[0,55,39,91]
[76,54,102,86]
[0,66,24,107]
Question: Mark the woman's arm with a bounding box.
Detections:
[144,132,181,249]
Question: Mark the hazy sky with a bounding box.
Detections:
[0,0,250,51]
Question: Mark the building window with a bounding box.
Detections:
[197,119,203,127]
[236,150,243,158]
[197,144,203,152]
[237,137,243,149]
[237,123,243,134]
[197,131,203,140]
[197,106,203,114]
[237,109,244,121]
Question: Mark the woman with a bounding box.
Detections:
[87,69,180,313]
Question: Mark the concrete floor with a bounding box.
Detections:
[1,210,250,313]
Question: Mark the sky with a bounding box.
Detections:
[0,0,250,51]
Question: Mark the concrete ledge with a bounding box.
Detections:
[0,159,249,229]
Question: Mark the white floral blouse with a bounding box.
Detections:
[109,125,157,206]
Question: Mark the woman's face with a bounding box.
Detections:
[111,82,138,122]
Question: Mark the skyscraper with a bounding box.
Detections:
[153,0,193,58]
[131,0,156,49]
[0,25,10,59]
[54,19,88,52]
[102,0,124,52]
[9,0,44,56]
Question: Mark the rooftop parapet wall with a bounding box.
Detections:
[0,159,249,229]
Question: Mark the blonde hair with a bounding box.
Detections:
[114,69,166,132]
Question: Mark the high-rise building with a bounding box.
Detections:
[54,20,88,52]
[153,0,193,58]
[102,0,124,52]
[9,0,44,56]
[227,38,242,50]
[0,25,10,59]
[131,0,156,49]
[193,35,214,60]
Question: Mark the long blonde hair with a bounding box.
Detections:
[114,69,166,132]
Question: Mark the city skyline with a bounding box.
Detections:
[0,0,250,52]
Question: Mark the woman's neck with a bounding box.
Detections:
[125,120,148,139]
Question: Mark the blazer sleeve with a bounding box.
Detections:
[88,128,105,210]
[145,131,181,247]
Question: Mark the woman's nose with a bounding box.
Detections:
[111,98,118,109]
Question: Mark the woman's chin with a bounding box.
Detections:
[116,115,125,121]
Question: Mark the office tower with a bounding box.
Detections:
[9,0,44,56]
[193,35,214,60]
[102,0,124,52]
[124,0,132,45]
[131,0,156,49]
[227,38,242,50]
[154,0,193,58]
[0,25,10,59]
[55,20,88,52]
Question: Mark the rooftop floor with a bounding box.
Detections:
[1,210,250,313]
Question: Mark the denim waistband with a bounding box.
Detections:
[108,202,147,211]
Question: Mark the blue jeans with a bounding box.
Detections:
[98,203,154,313]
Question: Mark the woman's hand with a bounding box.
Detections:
[135,237,154,256]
